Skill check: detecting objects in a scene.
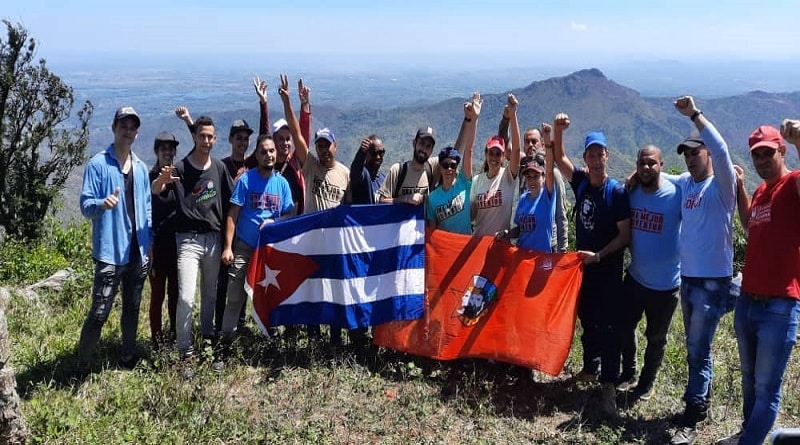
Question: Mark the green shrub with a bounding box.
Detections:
[0,216,92,285]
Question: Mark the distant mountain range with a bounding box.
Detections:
[61,68,800,220]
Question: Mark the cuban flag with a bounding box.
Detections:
[246,204,425,332]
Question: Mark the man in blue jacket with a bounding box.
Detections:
[78,106,152,372]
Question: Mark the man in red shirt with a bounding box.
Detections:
[724,122,800,445]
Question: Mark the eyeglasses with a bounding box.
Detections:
[370,149,386,157]
[524,138,540,144]
[441,161,458,170]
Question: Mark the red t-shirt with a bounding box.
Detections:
[742,170,800,299]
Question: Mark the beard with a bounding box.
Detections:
[414,150,429,164]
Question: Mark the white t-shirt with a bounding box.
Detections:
[470,166,517,236]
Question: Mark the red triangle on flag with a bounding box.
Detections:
[248,245,320,322]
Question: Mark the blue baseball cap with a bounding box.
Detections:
[314,128,336,144]
[584,131,607,151]
[437,146,461,164]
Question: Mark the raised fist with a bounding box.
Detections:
[554,113,570,132]
[674,96,699,117]
[780,119,800,147]
[175,106,191,122]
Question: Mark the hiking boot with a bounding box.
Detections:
[670,426,697,445]
[574,369,598,383]
[118,354,141,370]
[616,376,639,392]
[599,383,617,418]
[715,431,742,444]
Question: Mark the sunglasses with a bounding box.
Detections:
[524,138,540,144]
[370,149,386,156]
[441,161,459,170]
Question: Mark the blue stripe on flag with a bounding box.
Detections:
[307,244,425,279]
[268,294,425,328]
[260,204,424,245]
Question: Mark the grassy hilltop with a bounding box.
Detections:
[3,217,800,444]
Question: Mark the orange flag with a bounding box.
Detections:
[373,229,584,376]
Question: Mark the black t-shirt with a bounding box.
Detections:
[276,161,303,213]
[149,166,178,243]
[173,156,233,233]
[123,169,140,254]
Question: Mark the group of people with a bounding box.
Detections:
[77,72,800,444]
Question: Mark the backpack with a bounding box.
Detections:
[394,161,435,197]
[570,176,618,222]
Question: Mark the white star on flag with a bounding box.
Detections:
[258,264,281,290]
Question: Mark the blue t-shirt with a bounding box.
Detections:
[627,179,682,291]
[515,187,556,253]
[426,170,472,235]
[230,169,294,248]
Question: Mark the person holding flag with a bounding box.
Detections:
[215,134,293,369]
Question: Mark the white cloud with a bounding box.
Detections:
[571,21,589,32]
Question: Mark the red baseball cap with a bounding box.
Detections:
[486,136,505,152]
[749,125,784,151]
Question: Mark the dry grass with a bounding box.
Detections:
[8,283,800,444]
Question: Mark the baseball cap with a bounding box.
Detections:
[437,146,461,164]
[677,136,705,154]
[486,136,506,152]
[154,131,179,146]
[522,154,545,174]
[272,118,289,134]
[229,119,254,136]
[584,131,607,151]
[113,106,141,128]
[749,125,784,151]
[415,126,436,143]
[314,128,336,144]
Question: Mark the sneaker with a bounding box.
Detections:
[671,426,698,445]
[635,385,656,401]
[574,369,599,383]
[616,376,639,392]
[599,383,617,418]
[212,359,225,372]
[181,353,195,380]
[715,431,742,444]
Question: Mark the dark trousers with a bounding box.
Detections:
[216,264,246,335]
[577,271,623,384]
[149,236,178,339]
[78,250,146,363]
[618,274,679,390]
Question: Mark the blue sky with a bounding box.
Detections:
[7,0,800,64]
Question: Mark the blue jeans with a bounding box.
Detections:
[680,276,733,407]
[77,251,147,364]
[735,294,800,445]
